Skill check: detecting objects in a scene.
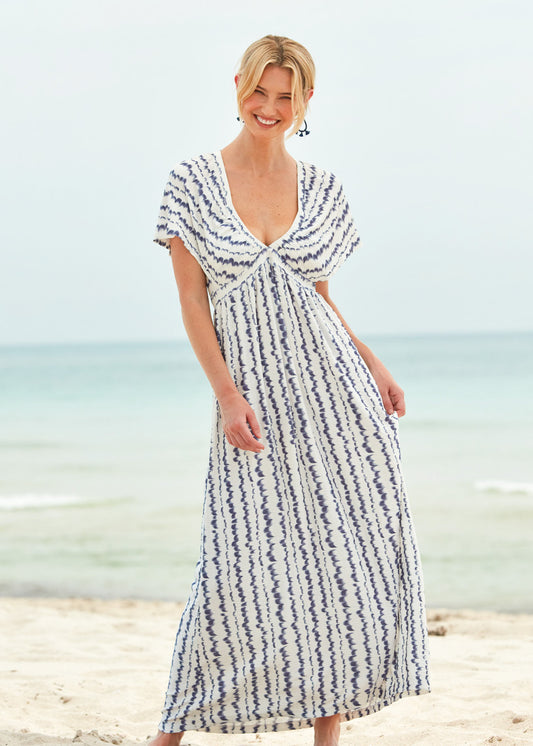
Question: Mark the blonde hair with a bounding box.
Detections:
[236,35,315,138]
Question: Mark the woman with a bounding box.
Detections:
[150,34,430,746]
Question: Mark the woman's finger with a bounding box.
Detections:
[390,390,406,417]
[225,426,253,452]
[235,425,264,452]
[246,409,263,441]
[239,427,263,451]
[224,429,237,448]
[381,389,394,415]
[232,431,247,448]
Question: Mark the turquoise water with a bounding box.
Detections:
[1,332,532,611]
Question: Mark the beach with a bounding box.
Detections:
[1,598,531,746]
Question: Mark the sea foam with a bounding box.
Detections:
[0,494,86,510]
[474,480,533,496]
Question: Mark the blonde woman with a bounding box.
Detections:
[150,34,430,746]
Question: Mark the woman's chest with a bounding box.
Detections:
[225,170,299,248]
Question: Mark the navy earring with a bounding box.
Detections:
[297,119,310,137]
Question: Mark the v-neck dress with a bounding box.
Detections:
[152,151,430,735]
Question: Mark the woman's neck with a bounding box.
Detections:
[221,130,295,176]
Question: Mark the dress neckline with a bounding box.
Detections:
[213,150,303,250]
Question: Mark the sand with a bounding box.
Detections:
[0,598,531,746]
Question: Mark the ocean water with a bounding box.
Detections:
[1,332,532,612]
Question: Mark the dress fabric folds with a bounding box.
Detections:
[153,151,430,735]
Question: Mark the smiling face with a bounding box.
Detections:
[235,35,316,138]
[237,65,297,139]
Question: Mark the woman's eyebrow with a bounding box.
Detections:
[256,85,292,96]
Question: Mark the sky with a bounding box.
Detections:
[1,0,532,345]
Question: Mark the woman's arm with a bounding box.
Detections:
[169,236,264,452]
[315,280,406,417]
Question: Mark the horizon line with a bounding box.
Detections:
[1,327,532,349]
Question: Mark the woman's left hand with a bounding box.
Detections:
[367,360,406,417]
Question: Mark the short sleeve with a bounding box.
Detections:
[153,166,202,263]
[323,178,361,279]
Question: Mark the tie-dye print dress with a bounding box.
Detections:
[153,151,430,735]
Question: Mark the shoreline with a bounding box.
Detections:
[3,593,532,616]
[1,597,531,745]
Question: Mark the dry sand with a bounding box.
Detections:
[0,598,531,745]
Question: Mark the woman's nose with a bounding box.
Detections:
[261,99,279,115]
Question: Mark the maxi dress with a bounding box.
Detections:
[153,150,431,735]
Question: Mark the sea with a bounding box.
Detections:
[1,331,532,613]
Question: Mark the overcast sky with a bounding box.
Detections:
[1,0,531,345]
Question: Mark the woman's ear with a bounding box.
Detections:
[234,74,240,88]
[306,88,314,103]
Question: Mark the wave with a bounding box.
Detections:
[0,493,87,510]
[0,441,60,450]
[475,480,533,496]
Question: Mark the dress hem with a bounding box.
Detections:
[159,686,431,735]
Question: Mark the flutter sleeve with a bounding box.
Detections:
[321,177,361,279]
[153,165,203,265]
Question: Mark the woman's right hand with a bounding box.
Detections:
[219,391,265,453]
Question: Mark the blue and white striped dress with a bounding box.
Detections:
[153,151,430,735]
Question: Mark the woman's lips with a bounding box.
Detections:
[254,114,278,126]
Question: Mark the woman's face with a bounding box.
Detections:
[238,64,296,138]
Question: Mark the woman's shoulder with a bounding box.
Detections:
[166,151,220,184]
[299,159,345,198]
[300,159,344,184]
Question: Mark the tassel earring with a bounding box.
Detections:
[297,119,310,137]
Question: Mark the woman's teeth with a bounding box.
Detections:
[256,115,277,125]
